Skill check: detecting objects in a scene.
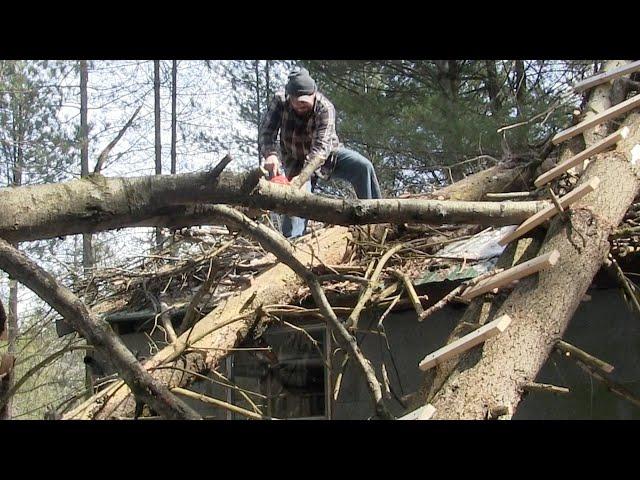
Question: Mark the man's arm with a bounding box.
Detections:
[258,95,284,160]
[291,101,336,187]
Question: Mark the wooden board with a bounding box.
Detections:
[460,250,560,302]
[552,94,640,145]
[419,315,512,371]
[573,60,640,93]
[498,178,600,246]
[399,404,436,420]
[535,128,628,187]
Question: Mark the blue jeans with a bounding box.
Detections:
[281,148,382,239]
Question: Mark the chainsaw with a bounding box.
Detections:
[261,164,290,232]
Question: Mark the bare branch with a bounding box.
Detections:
[93,104,144,174]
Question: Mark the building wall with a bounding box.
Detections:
[102,288,640,419]
[333,288,640,420]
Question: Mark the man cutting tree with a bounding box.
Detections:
[259,67,382,238]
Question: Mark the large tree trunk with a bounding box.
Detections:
[0,166,545,243]
[417,61,640,420]
[421,163,534,201]
[63,226,351,419]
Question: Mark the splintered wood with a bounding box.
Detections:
[418,314,512,371]
[535,128,628,187]
[552,94,640,145]
[498,178,600,246]
[399,404,436,420]
[459,251,560,302]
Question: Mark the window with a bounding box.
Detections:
[226,322,331,420]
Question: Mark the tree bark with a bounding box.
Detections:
[0,167,546,243]
[416,62,640,420]
[421,163,534,201]
[0,237,202,420]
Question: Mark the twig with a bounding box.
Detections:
[172,387,275,420]
[333,355,349,401]
[178,238,236,334]
[389,269,424,318]
[317,274,370,285]
[606,255,640,319]
[377,288,404,329]
[93,104,144,174]
[555,340,615,374]
[418,268,505,322]
[151,365,264,415]
[521,381,570,395]
[346,243,407,331]
[573,360,640,409]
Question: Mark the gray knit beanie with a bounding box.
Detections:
[285,67,316,97]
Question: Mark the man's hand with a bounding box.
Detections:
[263,155,281,177]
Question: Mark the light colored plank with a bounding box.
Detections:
[552,94,640,145]
[485,191,536,200]
[460,250,560,301]
[573,60,640,93]
[399,404,436,420]
[535,128,628,187]
[498,178,600,246]
[418,314,512,371]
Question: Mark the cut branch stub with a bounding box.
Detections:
[459,250,560,302]
[521,382,570,395]
[498,178,600,246]
[555,340,615,374]
[535,128,628,187]
[552,94,640,145]
[418,314,512,371]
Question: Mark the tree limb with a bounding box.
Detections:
[206,205,393,419]
[0,164,546,243]
[0,237,202,420]
[93,104,144,174]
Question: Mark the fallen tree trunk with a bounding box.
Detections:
[417,62,640,419]
[422,163,534,201]
[0,166,545,243]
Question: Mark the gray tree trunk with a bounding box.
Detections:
[0,166,544,243]
[171,60,177,175]
[80,60,94,275]
[154,60,163,247]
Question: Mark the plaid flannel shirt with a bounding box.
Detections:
[259,90,341,179]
